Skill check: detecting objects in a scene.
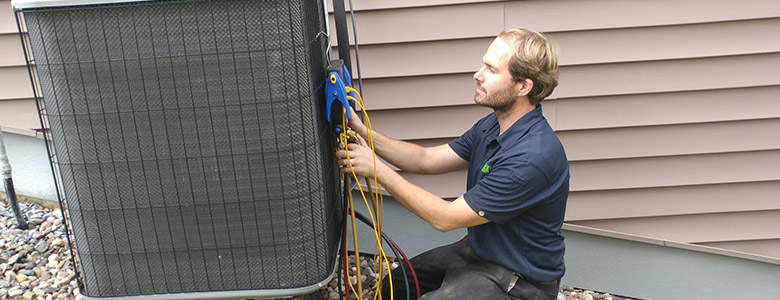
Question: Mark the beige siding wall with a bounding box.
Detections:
[329,0,780,263]
[0,0,38,136]
[2,0,778,263]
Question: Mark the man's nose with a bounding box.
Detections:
[473,66,485,81]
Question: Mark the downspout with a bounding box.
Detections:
[0,129,28,229]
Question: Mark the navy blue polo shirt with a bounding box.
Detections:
[449,105,569,283]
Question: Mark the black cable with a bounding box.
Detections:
[337,177,350,300]
[331,0,351,74]
[336,219,345,300]
[353,210,411,300]
[346,0,363,96]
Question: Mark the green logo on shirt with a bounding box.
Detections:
[481,163,491,174]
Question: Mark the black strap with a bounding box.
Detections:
[331,0,352,76]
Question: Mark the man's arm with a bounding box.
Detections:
[337,141,488,232]
[378,163,489,232]
[347,107,467,174]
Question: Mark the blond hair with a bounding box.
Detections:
[498,28,559,106]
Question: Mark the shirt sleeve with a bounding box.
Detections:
[449,120,481,161]
[463,160,549,224]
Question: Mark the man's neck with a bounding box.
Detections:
[495,100,536,135]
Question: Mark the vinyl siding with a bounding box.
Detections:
[329,0,780,263]
[0,0,17,33]
[0,0,38,136]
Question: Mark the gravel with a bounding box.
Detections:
[316,254,389,300]
[557,286,642,300]
[0,201,81,300]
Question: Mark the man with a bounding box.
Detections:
[336,28,569,300]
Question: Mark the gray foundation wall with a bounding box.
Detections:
[1,132,57,201]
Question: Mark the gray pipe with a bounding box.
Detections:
[0,129,10,179]
[0,129,28,229]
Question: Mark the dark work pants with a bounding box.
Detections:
[380,235,559,300]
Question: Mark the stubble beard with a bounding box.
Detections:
[474,83,515,113]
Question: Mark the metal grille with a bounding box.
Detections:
[20,0,340,297]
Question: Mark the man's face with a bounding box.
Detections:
[473,38,518,110]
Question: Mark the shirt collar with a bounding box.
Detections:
[495,105,545,146]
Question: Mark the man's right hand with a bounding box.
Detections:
[346,106,368,140]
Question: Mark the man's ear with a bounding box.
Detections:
[515,78,533,97]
